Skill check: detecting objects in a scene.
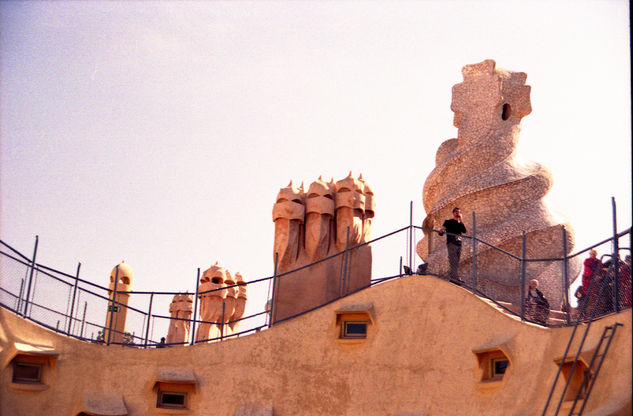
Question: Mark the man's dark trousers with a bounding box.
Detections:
[447,242,461,280]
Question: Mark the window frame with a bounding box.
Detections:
[334,307,374,343]
[341,320,369,339]
[490,356,509,380]
[156,390,188,410]
[472,348,511,385]
[12,361,44,384]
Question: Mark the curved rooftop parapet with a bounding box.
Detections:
[1,276,630,415]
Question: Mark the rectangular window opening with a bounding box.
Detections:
[491,357,509,379]
[157,391,187,409]
[12,362,43,384]
[342,321,368,339]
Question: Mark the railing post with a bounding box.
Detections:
[409,201,413,274]
[472,211,477,290]
[72,292,82,335]
[190,268,200,345]
[220,301,225,341]
[341,226,350,297]
[67,262,81,333]
[17,266,29,312]
[80,301,87,338]
[23,235,39,317]
[270,252,279,326]
[106,265,119,346]
[562,226,570,324]
[520,231,527,320]
[611,197,620,312]
[16,278,24,312]
[144,293,154,347]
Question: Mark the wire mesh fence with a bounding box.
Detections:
[1,205,630,348]
[0,249,30,313]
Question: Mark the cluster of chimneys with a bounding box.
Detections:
[103,261,248,346]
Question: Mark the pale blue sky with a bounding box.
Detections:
[1,1,630,321]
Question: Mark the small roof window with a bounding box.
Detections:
[472,336,514,388]
[153,368,198,414]
[335,304,374,343]
[5,342,59,392]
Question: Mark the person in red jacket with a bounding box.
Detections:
[582,249,602,295]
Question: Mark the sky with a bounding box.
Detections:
[0,1,630,332]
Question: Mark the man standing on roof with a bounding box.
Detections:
[438,207,467,285]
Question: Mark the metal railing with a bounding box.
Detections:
[1,199,630,348]
[541,252,627,416]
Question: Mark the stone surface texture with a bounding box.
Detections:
[103,261,133,344]
[195,262,247,341]
[229,272,248,333]
[271,173,373,322]
[417,59,580,307]
[166,293,193,345]
[195,262,227,342]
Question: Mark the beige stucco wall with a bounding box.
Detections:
[1,275,630,416]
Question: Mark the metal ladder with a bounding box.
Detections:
[566,323,622,416]
[541,270,620,416]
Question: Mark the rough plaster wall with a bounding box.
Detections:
[0,276,630,416]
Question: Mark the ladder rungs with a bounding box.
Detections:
[543,323,621,416]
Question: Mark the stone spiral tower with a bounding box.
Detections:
[417,59,580,306]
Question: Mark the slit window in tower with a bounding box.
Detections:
[502,103,511,120]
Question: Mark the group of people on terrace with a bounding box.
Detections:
[434,207,631,325]
[577,249,631,317]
